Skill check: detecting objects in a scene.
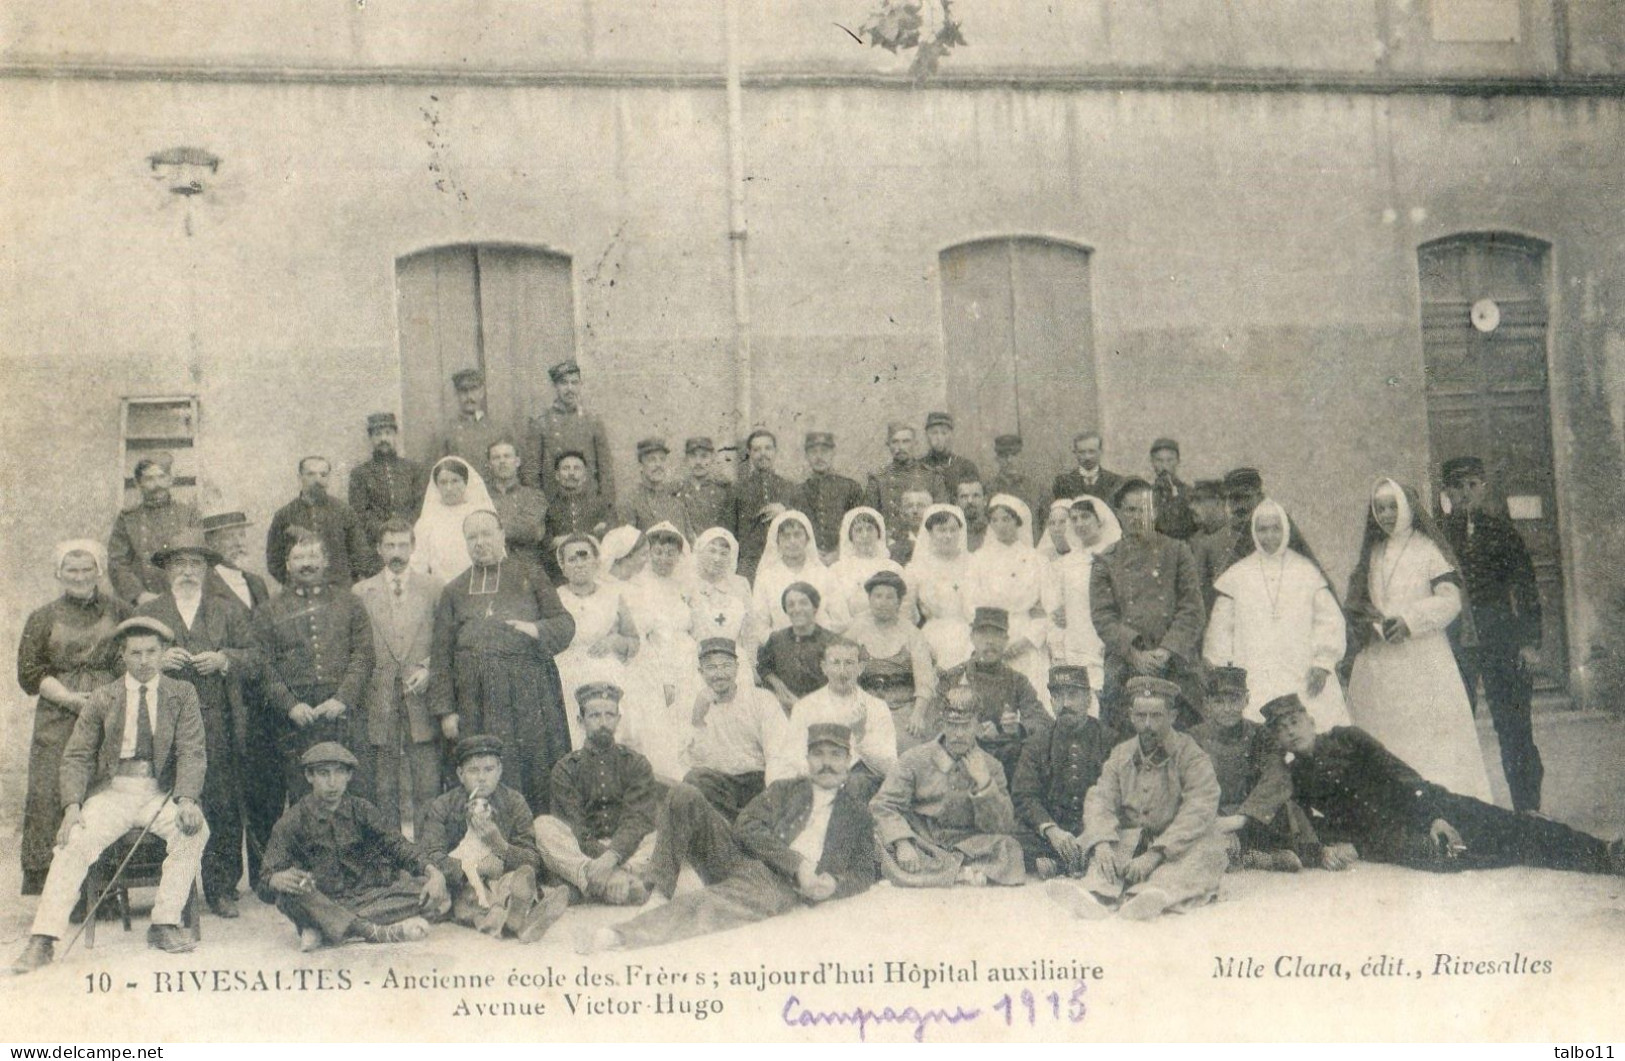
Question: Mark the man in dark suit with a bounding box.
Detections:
[352,518,443,831]
[728,429,799,580]
[1440,456,1546,812]
[202,510,272,611]
[12,617,209,973]
[347,412,429,578]
[1011,666,1113,877]
[138,531,258,918]
[266,456,370,588]
[582,722,878,952]
[1051,432,1126,510]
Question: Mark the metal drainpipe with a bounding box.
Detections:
[725,0,752,439]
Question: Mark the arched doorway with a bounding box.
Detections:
[394,244,576,463]
[1419,232,1567,692]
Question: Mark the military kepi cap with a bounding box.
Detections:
[1260,693,1309,727]
[925,411,954,429]
[575,681,624,706]
[1207,665,1249,698]
[1150,437,1180,456]
[1442,456,1486,485]
[366,412,399,432]
[697,637,738,660]
[454,734,505,765]
[115,616,176,644]
[451,368,484,391]
[971,606,1009,633]
[940,686,980,724]
[685,436,715,455]
[807,722,852,751]
[993,434,1023,457]
[1124,675,1183,703]
[1191,479,1224,500]
[301,741,359,769]
[804,431,836,450]
[548,359,581,383]
[1223,468,1263,493]
[636,437,670,459]
[1047,665,1092,692]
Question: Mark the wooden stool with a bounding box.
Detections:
[81,828,202,949]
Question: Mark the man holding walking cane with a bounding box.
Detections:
[12,616,209,974]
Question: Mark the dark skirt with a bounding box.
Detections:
[22,697,80,894]
[453,645,570,815]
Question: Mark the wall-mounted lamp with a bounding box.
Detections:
[148,146,220,198]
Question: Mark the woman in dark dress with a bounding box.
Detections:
[16,540,129,894]
[755,582,834,711]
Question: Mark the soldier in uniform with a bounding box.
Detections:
[524,358,616,507]
[987,434,1041,536]
[677,436,731,538]
[1188,666,1303,872]
[1265,693,1624,877]
[728,429,799,580]
[1150,437,1197,541]
[1189,479,1229,538]
[934,607,1051,785]
[487,439,550,571]
[957,479,989,553]
[796,430,864,562]
[920,411,980,500]
[1010,666,1113,878]
[1439,455,1546,813]
[1090,479,1206,734]
[870,686,1025,887]
[108,451,200,606]
[266,456,369,588]
[1193,468,1259,610]
[542,450,613,581]
[441,368,508,481]
[533,682,660,906]
[1046,676,1229,922]
[138,530,258,918]
[618,437,691,538]
[347,412,428,578]
[1051,433,1126,511]
[866,423,945,551]
[254,533,375,805]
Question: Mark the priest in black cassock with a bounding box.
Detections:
[429,510,575,813]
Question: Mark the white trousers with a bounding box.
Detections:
[32,777,208,940]
[533,815,655,892]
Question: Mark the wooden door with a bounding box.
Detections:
[940,238,1098,485]
[395,245,575,465]
[1419,233,1568,691]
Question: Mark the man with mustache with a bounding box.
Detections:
[618,437,692,538]
[727,429,799,580]
[534,683,659,906]
[582,723,877,953]
[136,530,258,919]
[867,423,946,556]
[347,412,429,578]
[1046,676,1228,921]
[266,456,369,588]
[524,359,616,506]
[870,688,1025,888]
[353,518,443,831]
[683,638,788,821]
[107,451,200,606]
[201,510,271,611]
[441,368,508,483]
[254,532,375,806]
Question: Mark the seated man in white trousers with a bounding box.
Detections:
[13,617,209,974]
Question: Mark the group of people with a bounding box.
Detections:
[10,357,1616,972]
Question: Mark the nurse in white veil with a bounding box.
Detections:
[905,503,974,671]
[1205,498,1350,729]
[411,456,495,579]
[1043,496,1121,718]
[968,494,1052,709]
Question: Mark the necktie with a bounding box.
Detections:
[134,685,155,761]
[393,576,404,599]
